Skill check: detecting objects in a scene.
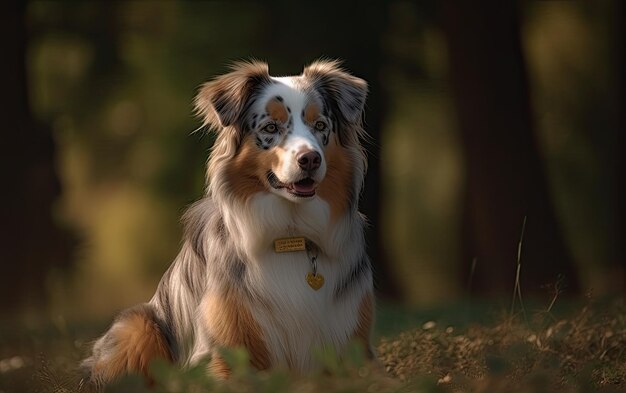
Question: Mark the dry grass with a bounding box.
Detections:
[378,298,626,392]
[1,298,624,393]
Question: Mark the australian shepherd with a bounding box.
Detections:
[82,60,374,385]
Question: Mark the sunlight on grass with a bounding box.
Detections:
[382,88,462,305]
[47,184,180,320]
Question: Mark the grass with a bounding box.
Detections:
[1,296,624,393]
[378,297,626,392]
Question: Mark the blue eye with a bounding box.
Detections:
[314,121,326,131]
[263,123,277,133]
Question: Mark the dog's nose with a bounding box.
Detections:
[297,150,321,172]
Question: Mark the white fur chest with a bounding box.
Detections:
[223,193,369,371]
[247,250,366,371]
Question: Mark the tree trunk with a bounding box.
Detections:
[613,0,625,296]
[441,1,580,296]
[0,0,72,312]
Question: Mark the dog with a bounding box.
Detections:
[82,60,374,385]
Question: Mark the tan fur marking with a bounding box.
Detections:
[224,140,280,201]
[317,135,353,221]
[208,355,231,380]
[304,101,321,124]
[203,287,271,373]
[194,60,270,129]
[353,292,375,359]
[92,313,172,382]
[266,98,289,123]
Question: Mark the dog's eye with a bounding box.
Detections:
[314,121,327,131]
[263,123,278,133]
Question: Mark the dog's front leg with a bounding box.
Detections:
[352,291,376,360]
[199,287,271,378]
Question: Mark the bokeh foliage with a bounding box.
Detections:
[1,1,623,391]
[14,0,621,318]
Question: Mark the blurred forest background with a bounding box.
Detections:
[0,0,623,329]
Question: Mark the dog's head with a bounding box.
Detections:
[196,60,367,216]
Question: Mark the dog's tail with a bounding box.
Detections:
[82,303,174,387]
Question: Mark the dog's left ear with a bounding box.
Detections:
[303,60,368,126]
[195,60,272,131]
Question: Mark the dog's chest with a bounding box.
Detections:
[247,251,364,371]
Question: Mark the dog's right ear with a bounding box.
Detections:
[194,61,271,130]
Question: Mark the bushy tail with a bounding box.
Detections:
[82,304,174,387]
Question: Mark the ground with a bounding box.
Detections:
[0,297,624,393]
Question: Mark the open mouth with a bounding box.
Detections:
[267,172,317,198]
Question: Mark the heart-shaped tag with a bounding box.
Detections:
[306,272,324,290]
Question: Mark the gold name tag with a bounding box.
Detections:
[274,237,306,253]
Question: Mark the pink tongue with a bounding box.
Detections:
[292,180,315,193]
